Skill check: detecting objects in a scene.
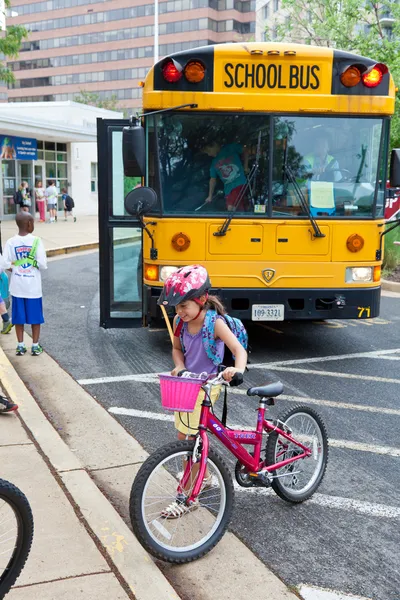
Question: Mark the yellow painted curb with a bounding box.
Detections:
[46,241,98,257]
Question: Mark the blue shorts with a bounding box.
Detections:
[12,297,44,325]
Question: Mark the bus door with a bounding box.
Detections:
[97,118,143,328]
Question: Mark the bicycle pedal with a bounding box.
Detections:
[249,472,272,487]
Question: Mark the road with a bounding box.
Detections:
[40,251,400,600]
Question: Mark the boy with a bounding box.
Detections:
[3,213,47,356]
[61,188,76,222]
[202,141,249,211]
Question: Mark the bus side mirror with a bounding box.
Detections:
[123,122,145,177]
[389,149,400,187]
[124,186,158,216]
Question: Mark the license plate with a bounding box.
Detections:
[252,304,285,321]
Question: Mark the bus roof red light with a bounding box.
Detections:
[362,63,388,88]
[340,66,361,87]
[162,60,182,83]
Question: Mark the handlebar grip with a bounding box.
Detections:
[229,372,244,387]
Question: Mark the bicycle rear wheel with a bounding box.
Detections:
[265,405,328,503]
[0,478,34,598]
[129,439,234,563]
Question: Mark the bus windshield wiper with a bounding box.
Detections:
[214,131,262,238]
[283,164,325,239]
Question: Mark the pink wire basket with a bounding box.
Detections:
[159,373,206,413]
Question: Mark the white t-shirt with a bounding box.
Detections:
[3,234,47,299]
[45,185,58,204]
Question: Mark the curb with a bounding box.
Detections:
[0,346,182,600]
[381,278,400,292]
[46,241,98,257]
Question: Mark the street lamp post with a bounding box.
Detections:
[154,0,159,64]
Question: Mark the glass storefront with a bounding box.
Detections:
[1,139,69,217]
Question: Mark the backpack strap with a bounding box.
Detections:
[202,310,223,366]
[14,237,39,268]
[174,316,186,354]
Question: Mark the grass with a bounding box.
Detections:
[382,222,400,276]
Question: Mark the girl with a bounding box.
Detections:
[158,264,247,518]
[35,181,46,222]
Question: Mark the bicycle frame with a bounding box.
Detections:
[183,383,312,502]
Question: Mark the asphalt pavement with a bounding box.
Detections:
[6,250,400,600]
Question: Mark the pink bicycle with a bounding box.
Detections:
[130,372,328,563]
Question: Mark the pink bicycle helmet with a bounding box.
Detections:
[158,265,211,306]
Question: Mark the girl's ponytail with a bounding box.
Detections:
[204,294,226,316]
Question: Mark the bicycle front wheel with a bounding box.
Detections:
[129,440,234,563]
[265,405,329,503]
[0,478,34,598]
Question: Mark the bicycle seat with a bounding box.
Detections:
[246,381,284,398]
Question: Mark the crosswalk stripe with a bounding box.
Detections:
[297,584,372,599]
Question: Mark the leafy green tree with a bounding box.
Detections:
[74,90,119,111]
[266,0,400,147]
[1,0,28,85]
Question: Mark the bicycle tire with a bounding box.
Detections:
[129,440,234,563]
[265,405,329,503]
[0,478,34,598]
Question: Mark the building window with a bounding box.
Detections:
[264,3,269,19]
[91,162,97,192]
[274,0,279,11]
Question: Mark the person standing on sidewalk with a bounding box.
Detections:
[45,180,58,223]
[61,188,76,222]
[35,180,46,222]
[3,213,47,356]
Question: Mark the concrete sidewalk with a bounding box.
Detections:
[1,215,99,255]
[0,346,182,600]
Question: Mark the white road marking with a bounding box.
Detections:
[250,347,400,369]
[232,483,400,519]
[266,366,400,385]
[79,373,159,385]
[108,407,400,457]
[298,584,372,600]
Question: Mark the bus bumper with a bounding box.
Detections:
[145,285,381,321]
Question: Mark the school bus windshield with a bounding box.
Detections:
[148,112,388,218]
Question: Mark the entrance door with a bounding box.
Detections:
[34,161,45,189]
[97,118,143,328]
[18,161,34,215]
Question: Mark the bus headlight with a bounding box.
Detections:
[160,266,179,282]
[345,267,373,283]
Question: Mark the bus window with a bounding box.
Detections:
[150,113,269,215]
[272,116,385,218]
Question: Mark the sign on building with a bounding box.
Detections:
[0,135,38,160]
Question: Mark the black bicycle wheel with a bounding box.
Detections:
[0,478,34,598]
[265,405,329,503]
[129,440,234,563]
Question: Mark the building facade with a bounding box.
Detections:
[7,0,255,110]
[0,101,122,218]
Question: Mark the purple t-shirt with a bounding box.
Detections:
[182,318,224,375]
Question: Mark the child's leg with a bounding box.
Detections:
[15,324,24,343]
[31,324,40,344]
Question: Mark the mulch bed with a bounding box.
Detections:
[387,266,400,283]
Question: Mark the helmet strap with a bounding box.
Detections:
[192,292,208,320]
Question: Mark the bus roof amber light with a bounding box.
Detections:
[346,234,364,252]
[184,61,205,83]
[362,63,388,88]
[172,232,191,252]
[373,265,381,282]
[162,60,182,83]
[340,66,361,87]
[144,264,159,281]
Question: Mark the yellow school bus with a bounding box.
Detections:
[120,42,400,325]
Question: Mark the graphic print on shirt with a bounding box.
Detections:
[15,245,33,272]
[215,158,241,186]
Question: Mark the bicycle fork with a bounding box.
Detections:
[178,431,209,506]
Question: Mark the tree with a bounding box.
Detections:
[266,0,400,148]
[74,90,119,111]
[1,0,28,85]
